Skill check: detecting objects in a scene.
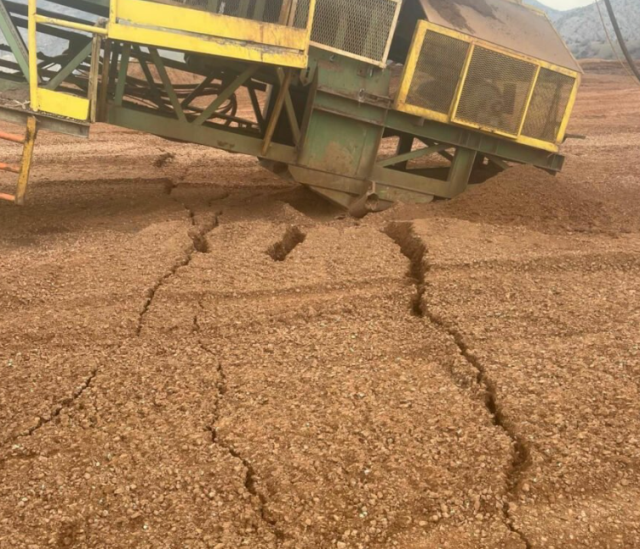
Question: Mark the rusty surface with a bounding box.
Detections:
[418,0,580,72]
[0,129,25,144]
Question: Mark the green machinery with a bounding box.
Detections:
[0,0,581,212]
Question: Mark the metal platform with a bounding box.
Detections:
[0,0,580,210]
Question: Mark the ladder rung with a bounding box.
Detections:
[0,130,25,144]
[0,162,20,174]
[0,192,16,202]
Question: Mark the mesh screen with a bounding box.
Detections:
[406,31,469,115]
[522,68,575,143]
[143,0,311,29]
[310,0,399,64]
[455,46,537,136]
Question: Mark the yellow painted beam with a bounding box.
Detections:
[557,73,582,143]
[27,0,38,110]
[34,14,108,35]
[37,89,90,120]
[114,0,308,51]
[108,22,308,68]
[394,22,426,112]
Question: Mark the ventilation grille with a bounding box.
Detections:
[146,0,311,29]
[406,32,469,115]
[397,23,579,147]
[454,46,537,136]
[522,68,575,143]
[310,0,400,65]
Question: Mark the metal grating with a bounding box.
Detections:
[145,0,311,29]
[310,0,399,64]
[406,31,469,116]
[522,68,575,143]
[454,46,537,136]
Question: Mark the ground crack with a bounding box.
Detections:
[384,222,533,549]
[1,368,98,465]
[267,226,306,261]
[136,188,219,336]
[199,341,284,545]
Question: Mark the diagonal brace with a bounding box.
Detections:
[134,45,167,111]
[44,39,92,90]
[378,143,448,168]
[148,46,186,121]
[194,64,258,126]
[276,67,300,144]
[0,0,31,82]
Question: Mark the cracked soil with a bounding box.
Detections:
[0,62,639,548]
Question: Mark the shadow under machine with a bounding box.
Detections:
[0,0,581,211]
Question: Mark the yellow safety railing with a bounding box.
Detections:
[28,0,105,120]
[395,21,581,153]
[109,0,317,69]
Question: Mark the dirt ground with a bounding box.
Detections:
[0,61,639,548]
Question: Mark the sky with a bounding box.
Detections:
[537,0,595,9]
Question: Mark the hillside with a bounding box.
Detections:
[555,0,640,59]
[526,0,640,60]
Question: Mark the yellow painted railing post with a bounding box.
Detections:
[27,0,38,111]
[15,117,38,206]
[517,65,541,137]
[449,42,475,119]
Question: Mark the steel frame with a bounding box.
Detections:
[109,0,317,69]
[0,0,573,210]
[395,20,582,153]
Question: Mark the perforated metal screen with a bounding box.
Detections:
[406,31,469,115]
[144,0,311,28]
[522,68,575,143]
[397,24,579,148]
[310,0,400,65]
[455,46,537,136]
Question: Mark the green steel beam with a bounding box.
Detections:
[107,104,297,165]
[447,147,477,196]
[134,45,169,111]
[114,43,131,107]
[44,40,92,90]
[0,103,89,137]
[378,143,448,168]
[194,65,259,126]
[387,110,565,173]
[0,0,30,82]
[149,47,187,122]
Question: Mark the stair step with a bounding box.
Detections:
[0,162,21,174]
[0,116,38,205]
[0,130,25,144]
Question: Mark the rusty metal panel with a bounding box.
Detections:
[310,0,401,66]
[406,30,470,116]
[454,45,537,137]
[418,0,581,73]
[521,68,576,143]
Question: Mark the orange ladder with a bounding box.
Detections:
[0,116,37,205]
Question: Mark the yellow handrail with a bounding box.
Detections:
[34,15,108,36]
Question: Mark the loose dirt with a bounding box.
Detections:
[0,61,639,548]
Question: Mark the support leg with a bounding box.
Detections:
[395,134,414,170]
[15,116,37,205]
[261,68,292,156]
[447,147,477,196]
